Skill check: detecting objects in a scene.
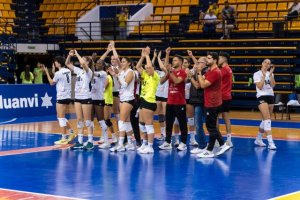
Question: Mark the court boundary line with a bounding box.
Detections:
[0,188,87,200]
[268,191,300,200]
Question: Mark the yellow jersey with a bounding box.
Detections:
[140,70,160,103]
[104,75,113,104]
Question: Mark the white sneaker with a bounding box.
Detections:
[99,142,111,149]
[137,144,147,152]
[116,144,126,152]
[216,144,231,156]
[111,135,118,143]
[268,142,277,150]
[226,140,233,148]
[214,140,220,148]
[190,147,205,154]
[109,146,117,152]
[126,143,135,151]
[177,142,187,151]
[159,142,172,150]
[98,137,105,144]
[139,146,154,154]
[254,138,267,147]
[197,150,215,158]
[190,139,198,146]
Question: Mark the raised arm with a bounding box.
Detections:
[187,50,198,64]
[100,43,112,61]
[65,50,75,71]
[136,48,146,75]
[110,41,122,67]
[152,49,157,64]
[74,50,90,72]
[43,64,55,85]
[165,47,171,66]
[145,46,154,75]
[157,51,167,73]
[269,66,276,88]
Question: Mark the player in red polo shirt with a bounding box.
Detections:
[196,52,230,158]
[159,50,188,151]
[219,52,233,147]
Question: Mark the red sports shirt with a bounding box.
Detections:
[167,69,187,105]
[204,67,222,108]
[221,65,233,100]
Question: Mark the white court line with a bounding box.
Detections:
[268,191,300,199]
[0,188,87,200]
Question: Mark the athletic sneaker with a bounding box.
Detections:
[190,139,199,146]
[67,132,77,143]
[254,138,267,147]
[214,140,220,148]
[226,140,233,148]
[268,142,277,150]
[126,143,135,151]
[71,142,84,150]
[190,147,205,154]
[111,135,118,144]
[177,142,187,151]
[109,146,117,152]
[98,136,105,144]
[197,150,215,158]
[99,142,111,149]
[156,134,165,141]
[116,144,126,152]
[159,142,172,150]
[174,140,180,147]
[215,144,231,156]
[54,139,68,145]
[139,146,154,154]
[83,142,94,150]
[137,144,147,153]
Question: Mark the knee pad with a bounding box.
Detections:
[174,118,179,125]
[99,120,107,129]
[85,120,93,128]
[115,114,120,121]
[259,121,264,130]
[158,114,165,123]
[187,117,195,126]
[105,119,113,127]
[264,119,271,131]
[145,124,154,135]
[57,118,67,127]
[126,122,133,132]
[139,122,147,133]
[77,121,84,129]
[118,120,126,132]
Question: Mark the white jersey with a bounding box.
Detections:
[253,70,274,98]
[119,68,135,102]
[91,71,107,100]
[112,65,120,92]
[53,68,72,100]
[185,82,191,100]
[155,70,169,98]
[73,67,93,100]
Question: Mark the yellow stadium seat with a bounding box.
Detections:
[248,12,257,19]
[46,4,54,11]
[60,4,67,10]
[237,4,246,12]
[152,0,157,5]
[74,3,81,10]
[238,13,247,21]
[0,4,4,10]
[172,7,180,14]
[165,0,173,6]
[152,25,161,31]
[3,3,10,10]
[189,23,198,31]
[257,3,266,11]
[8,11,15,18]
[64,11,71,18]
[277,2,287,10]
[163,7,172,14]
[162,15,171,21]
[247,4,256,12]
[181,6,189,14]
[173,0,181,6]
[40,4,46,11]
[268,12,278,21]
[291,21,300,30]
[267,3,277,10]
[2,10,8,17]
[257,12,267,21]
[153,16,162,21]
[258,22,270,31]
[156,0,164,6]
[42,12,50,18]
[190,0,198,5]
[238,22,248,31]
[156,7,163,14]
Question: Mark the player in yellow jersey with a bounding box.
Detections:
[103,63,118,145]
[135,47,160,154]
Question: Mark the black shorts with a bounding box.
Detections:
[113,91,119,97]
[140,98,157,112]
[57,99,72,105]
[156,96,167,102]
[186,99,190,105]
[74,98,92,104]
[257,96,275,105]
[120,99,135,107]
[221,100,231,113]
[105,104,113,107]
[92,100,105,106]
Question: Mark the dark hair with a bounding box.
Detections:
[219,52,230,61]
[184,58,193,69]
[122,57,133,68]
[54,56,66,67]
[173,55,184,63]
[24,65,31,81]
[207,52,219,61]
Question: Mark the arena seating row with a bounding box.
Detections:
[0,0,15,34]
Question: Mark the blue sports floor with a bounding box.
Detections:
[0,117,300,199]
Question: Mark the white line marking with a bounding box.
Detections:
[0,118,17,125]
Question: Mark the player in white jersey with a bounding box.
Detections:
[108,42,136,152]
[43,56,74,145]
[253,59,277,150]
[65,50,95,150]
[91,59,112,149]
[100,43,120,138]
[155,49,169,141]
